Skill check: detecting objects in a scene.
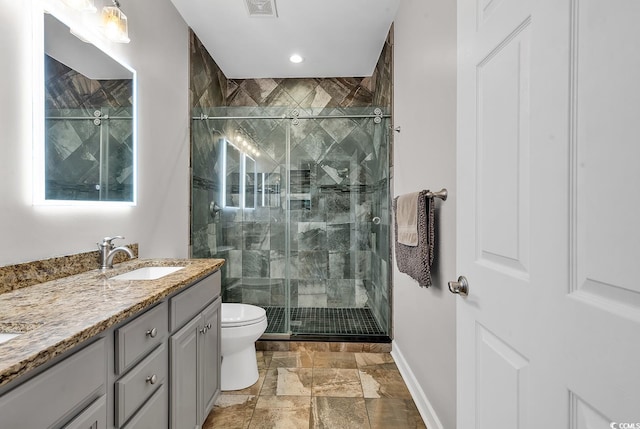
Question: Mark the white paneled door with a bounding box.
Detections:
[457,0,640,427]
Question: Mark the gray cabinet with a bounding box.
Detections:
[121,384,168,429]
[170,297,221,429]
[199,300,221,424]
[113,302,169,428]
[63,395,107,429]
[0,268,221,429]
[170,315,199,429]
[115,302,167,375]
[0,338,106,428]
[115,343,168,427]
[170,271,222,429]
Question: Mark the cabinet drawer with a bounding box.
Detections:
[122,384,168,429]
[170,270,221,331]
[115,302,167,375]
[63,395,106,429]
[0,338,106,428]
[115,343,167,427]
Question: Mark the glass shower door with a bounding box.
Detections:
[286,109,390,338]
[191,107,391,339]
[191,108,292,335]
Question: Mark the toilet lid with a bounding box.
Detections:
[222,303,267,327]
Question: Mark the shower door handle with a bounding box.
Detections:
[372,216,381,225]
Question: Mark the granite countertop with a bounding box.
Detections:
[0,258,224,389]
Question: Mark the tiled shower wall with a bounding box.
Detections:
[45,55,134,201]
[190,31,392,334]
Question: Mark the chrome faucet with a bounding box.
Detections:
[98,236,134,270]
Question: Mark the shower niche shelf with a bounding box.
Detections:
[289,169,312,210]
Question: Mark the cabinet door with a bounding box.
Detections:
[199,297,221,424]
[62,395,106,429]
[115,344,167,427]
[0,339,106,429]
[170,315,199,429]
[121,385,168,429]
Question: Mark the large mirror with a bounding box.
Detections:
[222,140,241,208]
[41,12,135,203]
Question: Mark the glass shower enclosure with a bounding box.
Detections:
[191,107,391,341]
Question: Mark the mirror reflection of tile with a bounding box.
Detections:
[43,13,134,202]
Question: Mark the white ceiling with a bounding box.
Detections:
[169,0,400,79]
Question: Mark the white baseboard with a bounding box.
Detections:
[391,340,445,429]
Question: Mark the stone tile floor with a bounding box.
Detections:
[203,349,427,429]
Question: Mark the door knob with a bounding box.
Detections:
[448,276,469,296]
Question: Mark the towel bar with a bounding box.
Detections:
[426,188,448,201]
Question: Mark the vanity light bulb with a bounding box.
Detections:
[101,6,130,43]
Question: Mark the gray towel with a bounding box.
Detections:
[393,190,435,287]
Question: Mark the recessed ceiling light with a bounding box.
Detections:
[289,54,303,64]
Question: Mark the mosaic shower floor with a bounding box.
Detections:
[264,307,386,336]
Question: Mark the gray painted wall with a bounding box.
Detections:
[0,0,190,265]
[393,0,457,427]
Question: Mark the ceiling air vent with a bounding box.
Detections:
[244,0,278,17]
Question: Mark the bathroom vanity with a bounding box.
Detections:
[0,258,224,429]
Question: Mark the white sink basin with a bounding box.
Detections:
[112,266,184,281]
[0,333,21,345]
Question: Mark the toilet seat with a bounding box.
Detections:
[222,303,267,328]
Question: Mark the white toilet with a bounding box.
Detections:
[220,303,268,391]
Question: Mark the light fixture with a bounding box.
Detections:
[61,0,97,13]
[289,54,303,64]
[101,0,130,43]
[233,129,262,158]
